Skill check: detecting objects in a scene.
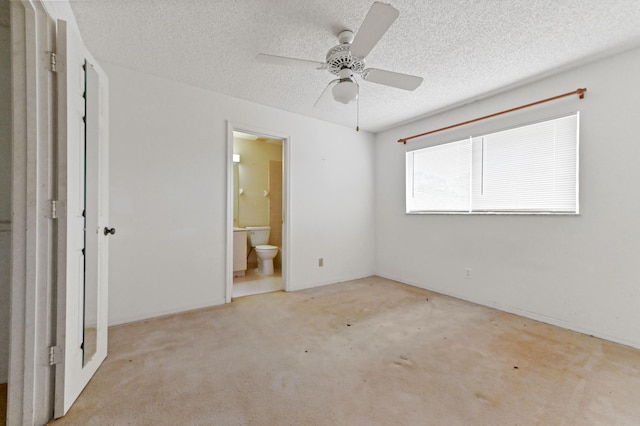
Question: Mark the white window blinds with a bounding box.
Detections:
[406,138,471,212]
[406,113,579,214]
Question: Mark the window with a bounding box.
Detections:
[406,113,579,214]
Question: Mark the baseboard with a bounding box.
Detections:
[109,297,227,327]
[288,273,376,292]
[376,273,640,351]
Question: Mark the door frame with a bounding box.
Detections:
[225,122,291,302]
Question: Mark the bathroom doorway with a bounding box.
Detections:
[226,124,289,301]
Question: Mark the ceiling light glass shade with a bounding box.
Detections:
[332,80,358,104]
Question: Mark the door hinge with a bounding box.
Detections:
[49,346,63,366]
[48,200,58,219]
[50,52,57,72]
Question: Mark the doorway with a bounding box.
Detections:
[9,6,111,421]
[226,124,289,302]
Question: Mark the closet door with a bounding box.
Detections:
[54,19,111,418]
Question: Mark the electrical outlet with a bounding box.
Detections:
[319,258,324,267]
[465,268,472,279]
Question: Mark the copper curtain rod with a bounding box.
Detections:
[398,88,587,144]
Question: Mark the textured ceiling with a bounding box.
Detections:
[68,0,640,132]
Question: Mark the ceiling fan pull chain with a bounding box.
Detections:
[356,84,360,132]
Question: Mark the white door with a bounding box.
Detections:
[54,19,111,418]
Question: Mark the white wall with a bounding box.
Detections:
[106,63,375,325]
[0,0,11,383]
[375,46,640,349]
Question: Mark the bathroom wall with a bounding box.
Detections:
[375,46,640,349]
[0,0,11,384]
[233,136,282,232]
[268,159,283,267]
[106,62,376,325]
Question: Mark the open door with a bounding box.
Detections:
[54,19,110,418]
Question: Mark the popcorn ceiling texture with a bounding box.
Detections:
[68,0,640,132]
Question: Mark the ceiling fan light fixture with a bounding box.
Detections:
[332,79,358,104]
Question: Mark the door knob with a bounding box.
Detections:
[104,227,116,236]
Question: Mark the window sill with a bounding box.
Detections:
[406,211,580,216]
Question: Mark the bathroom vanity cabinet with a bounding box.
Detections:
[233,228,247,277]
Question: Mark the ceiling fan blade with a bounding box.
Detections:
[256,53,327,70]
[313,79,340,108]
[350,2,399,59]
[361,68,423,91]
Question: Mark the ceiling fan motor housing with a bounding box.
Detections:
[326,43,365,76]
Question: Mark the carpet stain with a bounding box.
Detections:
[474,391,499,407]
[392,355,416,370]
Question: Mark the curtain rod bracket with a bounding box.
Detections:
[397,88,587,144]
[577,87,586,99]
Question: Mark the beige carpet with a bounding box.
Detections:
[50,276,640,425]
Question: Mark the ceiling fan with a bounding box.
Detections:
[256,2,423,111]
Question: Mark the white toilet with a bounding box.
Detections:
[245,226,278,275]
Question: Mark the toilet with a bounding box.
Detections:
[245,226,279,275]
